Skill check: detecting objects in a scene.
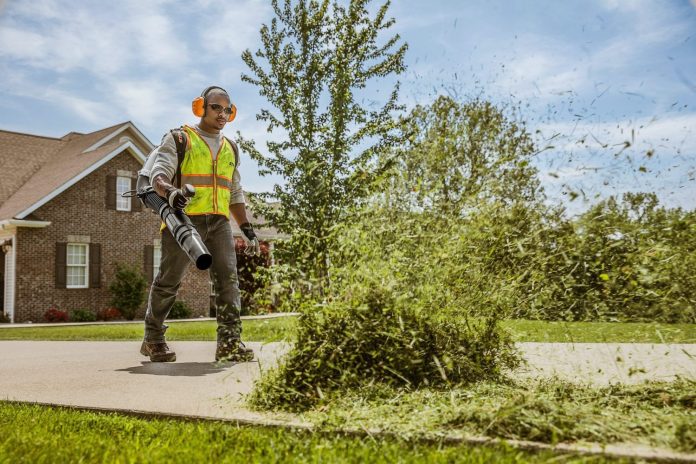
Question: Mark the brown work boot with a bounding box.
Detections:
[215,340,254,362]
[140,340,176,362]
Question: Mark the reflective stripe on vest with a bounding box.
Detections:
[180,174,234,190]
[180,125,236,218]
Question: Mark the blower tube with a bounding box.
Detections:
[136,175,212,270]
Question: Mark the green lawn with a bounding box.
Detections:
[0,402,625,463]
[0,317,296,342]
[0,316,694,343]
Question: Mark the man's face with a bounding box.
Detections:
[203,92,232,130]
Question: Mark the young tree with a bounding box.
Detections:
[239,0,407,286]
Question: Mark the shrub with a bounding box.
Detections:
[44,307,68,323]
[98,307,122,321]
[168,301,192,319]
[70,309,97,322]
[0,312,10,323]
[249,285,519,412]
[251,264,315,314]
[109,264,147,321]
[329,194,696,324]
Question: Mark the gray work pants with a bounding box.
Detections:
[144,214,242,343]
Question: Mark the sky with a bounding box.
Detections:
[0,0,694,215]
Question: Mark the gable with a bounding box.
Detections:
[81,122,154,156]
[0,142,147,221]
[0,122,153,222]
[13,142,146,220]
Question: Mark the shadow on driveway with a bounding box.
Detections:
[115,361,250,377]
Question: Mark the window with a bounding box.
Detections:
[153,244,161,280]
[116,176,131,211]
[66,243,88,288]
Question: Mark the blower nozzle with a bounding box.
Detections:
[136,176,212,270]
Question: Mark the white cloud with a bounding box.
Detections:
[536,112,696,156]
[533,112,696,214]
[199,0,272,56]
[0,70,112,126]
[487,0,690,102]
[44,89,113,125]
[6,0,64,19]
[111,79,177,123]
[0,0,186,74]
[493,45,590,98]
[0,27,47,60]
[120,0,189,69]
[0,0,196,131]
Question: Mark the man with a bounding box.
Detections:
[140,86,260,363]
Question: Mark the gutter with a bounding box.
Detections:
[0,219,52,231]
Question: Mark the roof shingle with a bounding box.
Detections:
[0,122,136,221]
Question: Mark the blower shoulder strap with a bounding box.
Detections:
[171,127,188,189]
[224,136,240,168]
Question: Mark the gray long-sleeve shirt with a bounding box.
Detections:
[141,124,245,205]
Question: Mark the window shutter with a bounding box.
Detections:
[105,176,117,210]
[55,242,67,288]
[89,243,101,288]
[144,245,154,283]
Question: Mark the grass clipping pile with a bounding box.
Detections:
[249,286,520,411]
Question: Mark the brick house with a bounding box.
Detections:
[0,122,279,323]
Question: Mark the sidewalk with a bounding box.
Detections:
[0,340,300,425]
[0,340,693,422]
[516,342,695,384]
[1,340,693,463]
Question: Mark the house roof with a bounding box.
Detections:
[0,122,285,240]
[0,130,64,207]
[230,200,285,241]
[0,122,153,221]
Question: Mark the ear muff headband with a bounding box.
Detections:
[191,86,237,122]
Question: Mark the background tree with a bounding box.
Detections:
[239,0,407,287]
[382,95,541,214]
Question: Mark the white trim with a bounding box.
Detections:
[15,142,146,220]
[153,242,162,281]
[66,243,89,289]
[3,235,16,323]
[82,122,154,154]
[116,176,132,211]
[0,220,52,231]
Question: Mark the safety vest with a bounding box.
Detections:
[179,125,237,219]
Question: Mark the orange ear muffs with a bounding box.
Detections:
[191,96,205,117]
[227,103,237,122]
[192,86,237,122]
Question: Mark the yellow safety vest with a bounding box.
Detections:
[179,125,237,219]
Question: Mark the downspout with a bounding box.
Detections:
[1,235,16,323]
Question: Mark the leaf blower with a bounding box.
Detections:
[135,175,213,270]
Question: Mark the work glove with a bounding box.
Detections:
[239,222,261,257]
[167,188,190,210]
